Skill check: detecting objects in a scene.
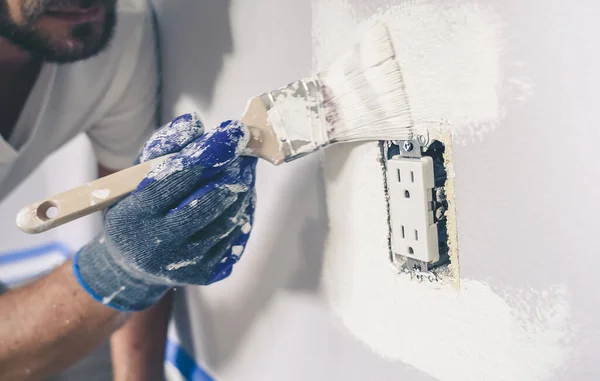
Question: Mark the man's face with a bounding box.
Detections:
[0,0,116,63]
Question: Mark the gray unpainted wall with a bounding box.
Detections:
[454,1,600,377]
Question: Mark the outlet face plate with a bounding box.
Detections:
[387,156,440,263]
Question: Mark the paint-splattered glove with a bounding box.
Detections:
[73,113,257,311]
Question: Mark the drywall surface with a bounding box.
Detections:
[154,0,434,380]
[154,0,598,380]
[318,0,598,380]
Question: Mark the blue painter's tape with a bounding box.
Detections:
[165,340,215,381]
[0,242,72,265]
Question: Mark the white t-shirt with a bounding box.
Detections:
[0,0,158,202]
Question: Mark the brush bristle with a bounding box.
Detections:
[358,21,398,67]
[318,21,414,143]
[259,22,413,163]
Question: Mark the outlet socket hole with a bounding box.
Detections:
[415,230,419,241]
[410,171,415,183]
[404,190,410,198]
[408,247,414,255]
[397,169,401,182]
[401,225,405,238]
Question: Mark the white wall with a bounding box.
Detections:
[319,0,598,380]
[1,0,594,378]
[153,0,598,380]
[453,1,599,378]
[153,0,424,379]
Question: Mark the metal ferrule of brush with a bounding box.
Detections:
[260,77,328,162]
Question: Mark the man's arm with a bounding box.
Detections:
[110,292,173,381]
[0,261,128,381]
[0,118,254,381]
[99,165,173,381]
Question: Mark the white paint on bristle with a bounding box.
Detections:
[314,1,571,380]
[265,21,413,161]
[318,22,414,142]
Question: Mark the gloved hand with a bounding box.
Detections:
[73,112,257,311]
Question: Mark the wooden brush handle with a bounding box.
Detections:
[241,96,285,165]
[17,96,282,234]
[16,155,171,234]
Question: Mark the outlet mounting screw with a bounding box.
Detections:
[403,141,414,152]
[435,207,447,221]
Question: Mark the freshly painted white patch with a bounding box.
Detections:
[314,1,572,379]
[321,141,573,381]
[313,0,531,144]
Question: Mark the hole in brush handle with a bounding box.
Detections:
[36,201,59,221]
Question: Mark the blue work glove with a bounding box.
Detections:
[73,113,257,311]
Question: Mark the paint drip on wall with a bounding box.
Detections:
[314,0,572,380]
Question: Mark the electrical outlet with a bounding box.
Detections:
[387,156,440,264]
[380,138,451,282]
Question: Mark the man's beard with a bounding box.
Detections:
[0,0,116,63]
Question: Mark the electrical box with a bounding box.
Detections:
[382,139,450,282]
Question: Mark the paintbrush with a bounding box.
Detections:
[16,21,414,234]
